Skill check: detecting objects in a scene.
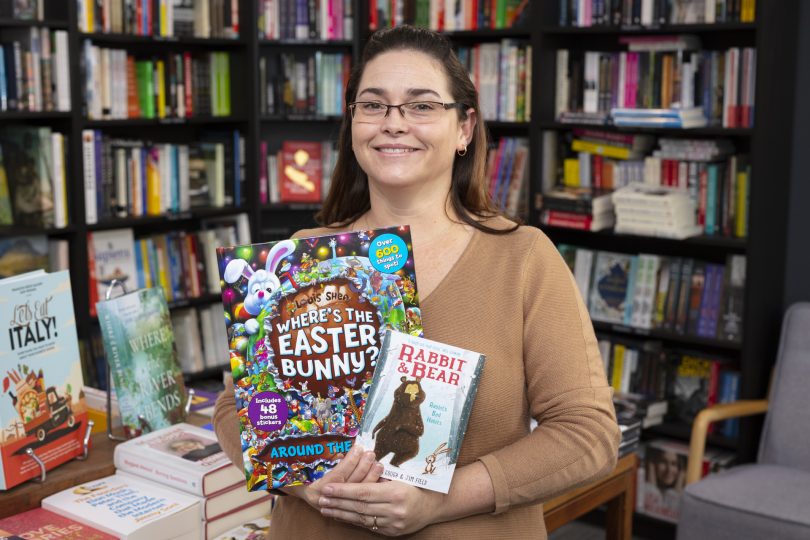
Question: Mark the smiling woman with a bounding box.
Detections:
[213,25,620,540]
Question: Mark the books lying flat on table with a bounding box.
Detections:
[113,422,243,497]
[0,508,116,539]
[212,516,270,540]
[356,331,485,493]
[217,226,422,490]
[41,473,202,540]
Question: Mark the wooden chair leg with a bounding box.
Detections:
[605,474,634,540]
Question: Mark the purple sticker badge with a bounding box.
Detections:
[248,392,288,431]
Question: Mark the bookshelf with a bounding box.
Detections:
[0,0,801,478]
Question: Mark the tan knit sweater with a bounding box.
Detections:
[213,220,620,539]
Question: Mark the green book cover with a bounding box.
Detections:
[96,288,186,437]
[136,61,155,119]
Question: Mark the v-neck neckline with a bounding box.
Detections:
[418,226,480,306]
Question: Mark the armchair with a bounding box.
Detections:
[676,302,810,540]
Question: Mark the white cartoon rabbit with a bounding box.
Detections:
[223,239,296,334]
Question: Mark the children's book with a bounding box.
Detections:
[589,251,636,324]
[0,508,116,539]
[96,287,187,437]
[113,422,243,496]
[41,472,202,540]
[0,270,88,490]
[279,141,322,203]
[217,226,422,490]
[356,331,485,493]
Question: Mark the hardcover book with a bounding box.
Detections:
[212,516,270,540]
[356,331,485,493]
[0,508,116,539]
[0,270,88,490]
[217,226,421,490]
[279,141,322,203]
[589,251,636,324]
[96,287,187,437]
[41,473,202,540]
[113,422,243,497]
[87,228,137,317]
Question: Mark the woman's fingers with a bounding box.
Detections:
[320,505,390,533]
[345,451,379,483]
[328,444,363,479]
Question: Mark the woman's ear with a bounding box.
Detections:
[458,107,477,148]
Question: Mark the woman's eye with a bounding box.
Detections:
[362,102,385,111]
[410,102,435,111]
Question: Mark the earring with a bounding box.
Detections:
[457,146,467,157]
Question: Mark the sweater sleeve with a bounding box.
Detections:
[213,377,244,469]
[478,232,620,514]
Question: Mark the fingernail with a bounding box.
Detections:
[364,451,375,462]
[319,496,331,506]
[321,508,332,517]
[323,485,334,496]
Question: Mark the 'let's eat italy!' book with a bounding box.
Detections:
[217,226,422,490]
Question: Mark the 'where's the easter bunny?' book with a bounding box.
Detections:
[216,226,422,491]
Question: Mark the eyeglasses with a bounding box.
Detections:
[348,101,466,124]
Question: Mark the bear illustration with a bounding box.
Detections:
[372,377,425,467]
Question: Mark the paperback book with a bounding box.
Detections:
[0,270,88,490]
[0,508,116,539]
[96,287,187,437]
[356,331,485,493]
[217,226,422,490]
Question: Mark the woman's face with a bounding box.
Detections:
[656,451,681,488]
[351,50,475,192]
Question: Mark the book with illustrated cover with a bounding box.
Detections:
[212,517,270,540]
[41,473,202,540]
[0,508,116,539]
[0,126,55,228]
[87,228,137,317]
[279,141,322,203]
[217,226,421,490]
[0,270,88,490]
[96,287,187,437]
[113,422,243,497]
[0,235,49,278]
[589,251,636,324]
[356,331,485,493]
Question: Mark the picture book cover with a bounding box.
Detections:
[0,236,49,279]
[589,251,636,324]
[279,141,322,203]
[216,226,421,490]
[356,331,485,493]
[0,508,116,540]
[87,228,137,317]
[41,472,201,540]
[212,517,270,540]
[0,270,88,491]
[0,126,55,228]
[113,422,243,496]
[95,287,187,437]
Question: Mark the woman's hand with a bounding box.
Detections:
[285,444,384,509]
[317,480,445,536]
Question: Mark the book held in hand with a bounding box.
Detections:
[217,226,422,490]
[96,287,187,437]
[113,422,243,497]
[0,270,88,490]
[356,331,485,493]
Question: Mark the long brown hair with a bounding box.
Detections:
[315,25,519,234]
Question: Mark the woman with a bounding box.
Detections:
[214,25,620,538]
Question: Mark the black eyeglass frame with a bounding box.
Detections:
[347,100,468,120]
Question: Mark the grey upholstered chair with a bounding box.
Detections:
[676,302,810,540]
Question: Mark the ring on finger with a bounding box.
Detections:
[371,515,379,531]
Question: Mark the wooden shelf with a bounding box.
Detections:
[0,111,72,121]
[0,18,68,29]
[259,38,353,47]
[260,114,342,122]
[83,116,246,127]
[79,32,243,47]
[541,22,757,35]
[540,121,753,137]
[0,225,75,236]
[262,203,322,212]
[441,27,531,40]
[88,207,245,231]
[592,321,742,354]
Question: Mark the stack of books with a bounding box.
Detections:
[612,184,702,239]
[611,107,708,129]
[539,186,615,231]
[613,392,669,429]
[618,416,642,458]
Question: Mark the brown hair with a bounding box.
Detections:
[315,25,519,234]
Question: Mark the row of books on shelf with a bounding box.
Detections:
[86,215,248,317]
[604,339,740,437]
[636,438,735,523]
[260,139,335,204]
[541,130,750,238]
[0,0,50,20]
[368,0,529,31]
[258,0,354,41]
[77,0,241,39]
[457,40,532,122]
[259,50,349,117]
[81,129,245,223]
[83,44,233,120]
[556,38,756,128]
[0,125,68,229]
[0,28,71,113]
[560,245,746,342]
[559,0,757,27]
[486,136,529,218]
